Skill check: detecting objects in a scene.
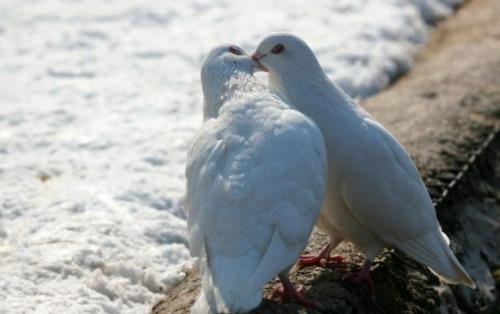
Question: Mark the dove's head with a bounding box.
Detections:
[252,34,328,95]
[201,44,263,119]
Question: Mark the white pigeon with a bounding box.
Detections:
[185,44,328,313]
[252,33,475,290]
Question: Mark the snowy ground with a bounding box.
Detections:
[0,1,460,313]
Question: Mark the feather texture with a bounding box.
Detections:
[186,46,327,313]
[255,33,475,288]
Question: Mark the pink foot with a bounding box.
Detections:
[343,262,374,296]
[298,254,344,268]
[274,276,317,308]
[297,243,343,269]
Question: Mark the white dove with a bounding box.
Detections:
[185,44,327,313]
[252,33,475,290]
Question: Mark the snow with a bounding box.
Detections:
[0,0,459,313]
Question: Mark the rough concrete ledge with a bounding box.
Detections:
[152,0,500,313]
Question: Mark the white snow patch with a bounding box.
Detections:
[0,0,460,313]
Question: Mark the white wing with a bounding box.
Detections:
[341,117,437,243]
[185,118,223,258]
[186,95,327,312]
[341,117,474,287]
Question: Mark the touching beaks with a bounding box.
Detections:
[251,52,266,61]
[251,52,268,72]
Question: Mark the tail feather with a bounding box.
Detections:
[192,229,303,313]
[192,256,227,314]
[192,242,262,313]
[395,230,476,288]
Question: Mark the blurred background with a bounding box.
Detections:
[0,1,461,313]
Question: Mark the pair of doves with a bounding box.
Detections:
[185,33,475,314]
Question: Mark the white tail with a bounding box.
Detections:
[191,250,262,314]
[395,230,476,288]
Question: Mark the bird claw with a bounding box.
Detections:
[343,266,374,297]
[273,282,317,308]
[298,254,344,269]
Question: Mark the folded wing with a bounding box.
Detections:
[186,96,327,312]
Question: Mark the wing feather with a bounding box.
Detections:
[186,95,326,291]
[342,117,437,242]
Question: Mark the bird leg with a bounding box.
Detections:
[273,273,317,308]
[343,259,374,295]
[298,243,343,268]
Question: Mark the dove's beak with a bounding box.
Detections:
[251,52,266,61]
[251,52,268,72]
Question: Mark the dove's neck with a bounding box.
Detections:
[269,64,361,129]
[203,71,258,121]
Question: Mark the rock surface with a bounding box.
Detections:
[152,0,500,313]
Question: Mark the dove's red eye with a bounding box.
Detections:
[271,44,285,54]
[229,46,242,55]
